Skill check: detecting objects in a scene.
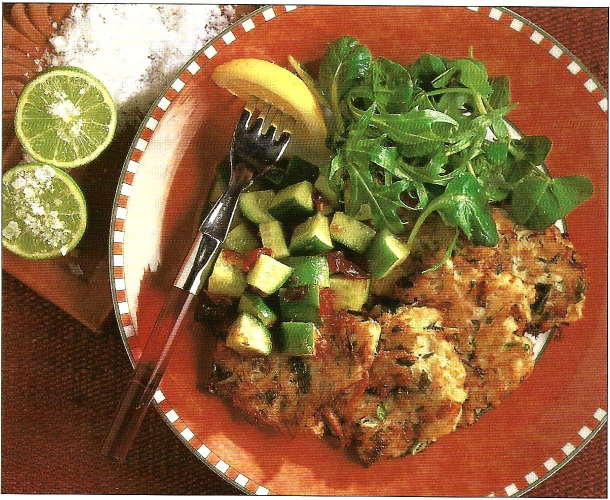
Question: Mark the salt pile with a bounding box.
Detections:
[44,4,237,129]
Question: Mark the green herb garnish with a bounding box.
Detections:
[292,36,593,252]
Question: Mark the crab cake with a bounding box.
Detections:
[332,307,467,464]
[373,208,587,336]
[394,255,535,425]
[444,208,587,333]
[210,312,381,435]
[486,208,587,333]
[451,270,536,425]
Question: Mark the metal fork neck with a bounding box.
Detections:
[173,164,253,295]
[200,165,253,239]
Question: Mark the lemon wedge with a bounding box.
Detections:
[211,58,327,146]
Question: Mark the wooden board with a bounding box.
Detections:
[2,4,114,332]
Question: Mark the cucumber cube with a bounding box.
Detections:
[330,212,376,253]
[246,254,293,295]
[330,275,370,312]
[366,229,410,279]
[279,322,317,356]
[238,291,278,327]
[226,312,272,356]
[239,190,276,224]
[289,213,334,256]
[259,220,290,260]
[280,156,319,188]
[370,265,406,297]
[314,174,340,213]
[279,286,321,323]
[354,203,373,221]
[223,222,260,254]
[268,181,315,220]
[207,249,246,298]
[282,256,330,288]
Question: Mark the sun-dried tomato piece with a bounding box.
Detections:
[242,247,274,273]
[319,288,335,316]
[326,250,369,278]
[312,188,328,212]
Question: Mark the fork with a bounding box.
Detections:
[101,105,291,461]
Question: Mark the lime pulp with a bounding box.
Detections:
[14,66,117,169]
[2,163,87,259]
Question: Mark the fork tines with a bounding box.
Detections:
[240,99,291,143]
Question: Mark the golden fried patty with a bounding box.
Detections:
[384,208,587,334]
[331,306,467,464]
[392,256,536,426]
[211,313,381,435]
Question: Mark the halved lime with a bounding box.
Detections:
[15,66,117,168]
[2,163,87,259]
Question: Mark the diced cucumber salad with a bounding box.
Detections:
[200,154,382,358]
[198,36,593,358]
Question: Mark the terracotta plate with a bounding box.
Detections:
[109,6,607,496]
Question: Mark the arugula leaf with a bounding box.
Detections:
[409,53,447,89]
[551,176,594,215]
[447,59,493,98]
[319,37,372,101]
[489,76,510,108]
[431,67,457,89]
[347,137,448,187]
[372,57,414,113]
[423,227,460,273]
[400,141,446,160]
[451,104,517,143]
[337,150,411,233]
[410,91,438,112]
[319,36,372,135]
[472,156,511,202]
[510,175,593,229]
[500,136,552,188]
[405,171,498,257]
[397,157,449,185]
[332,107,411,232]
[490,116,511,141]
[482,141,509,165]
[436,172,499,246]
[371,109,458,145]
[442,104,515,161]
[437,90,474,124]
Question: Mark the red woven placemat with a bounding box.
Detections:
[2,6,607,496]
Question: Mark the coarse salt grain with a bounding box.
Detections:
[43,5,237,130]
[11,177,26,190]
[30,203,46,216]
[34,165,56,181]
[2,221,22,240]
[49,98,80,121]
